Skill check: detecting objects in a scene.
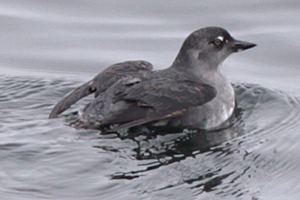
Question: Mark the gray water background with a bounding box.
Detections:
[1,0,300,199]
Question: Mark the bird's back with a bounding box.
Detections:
[49,60,153,118]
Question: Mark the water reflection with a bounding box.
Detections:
[106,124,243,179]
[93,102,247,181]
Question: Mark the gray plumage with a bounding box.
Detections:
[81,70,216,130]
[49,60,153,118]
[49,26,256,131]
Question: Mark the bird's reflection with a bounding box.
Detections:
[94,106,246,181]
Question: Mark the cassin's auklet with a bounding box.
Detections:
[49,26,256,131]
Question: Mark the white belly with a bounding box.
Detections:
[169,80,235,130]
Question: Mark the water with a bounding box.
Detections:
[1,0,300,199]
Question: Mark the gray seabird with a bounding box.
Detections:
[49,27,256,131]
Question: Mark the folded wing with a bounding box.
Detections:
[49,60,153,118]
[81,77,217,130]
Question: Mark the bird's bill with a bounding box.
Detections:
[230,39,256,52]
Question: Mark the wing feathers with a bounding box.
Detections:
[49,81,94,118]
[49,60,153,118]
[91,78,216,129]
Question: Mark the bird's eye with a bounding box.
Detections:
[211,36,225,48]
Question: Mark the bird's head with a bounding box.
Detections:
[173,26,256,70]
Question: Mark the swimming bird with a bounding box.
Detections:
[49,27,256,131]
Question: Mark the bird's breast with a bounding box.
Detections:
[169,74,235,130]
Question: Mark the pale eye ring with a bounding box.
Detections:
[212,36,225,48]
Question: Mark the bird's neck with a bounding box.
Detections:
[172,48,222,74]
[171,57,223,86]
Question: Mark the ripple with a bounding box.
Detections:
[92,83,300,199]
[1,76,300,200]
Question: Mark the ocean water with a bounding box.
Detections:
[1,0,300,199]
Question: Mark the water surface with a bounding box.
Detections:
[1,0,300,199]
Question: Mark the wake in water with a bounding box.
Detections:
[1,75,300,200]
